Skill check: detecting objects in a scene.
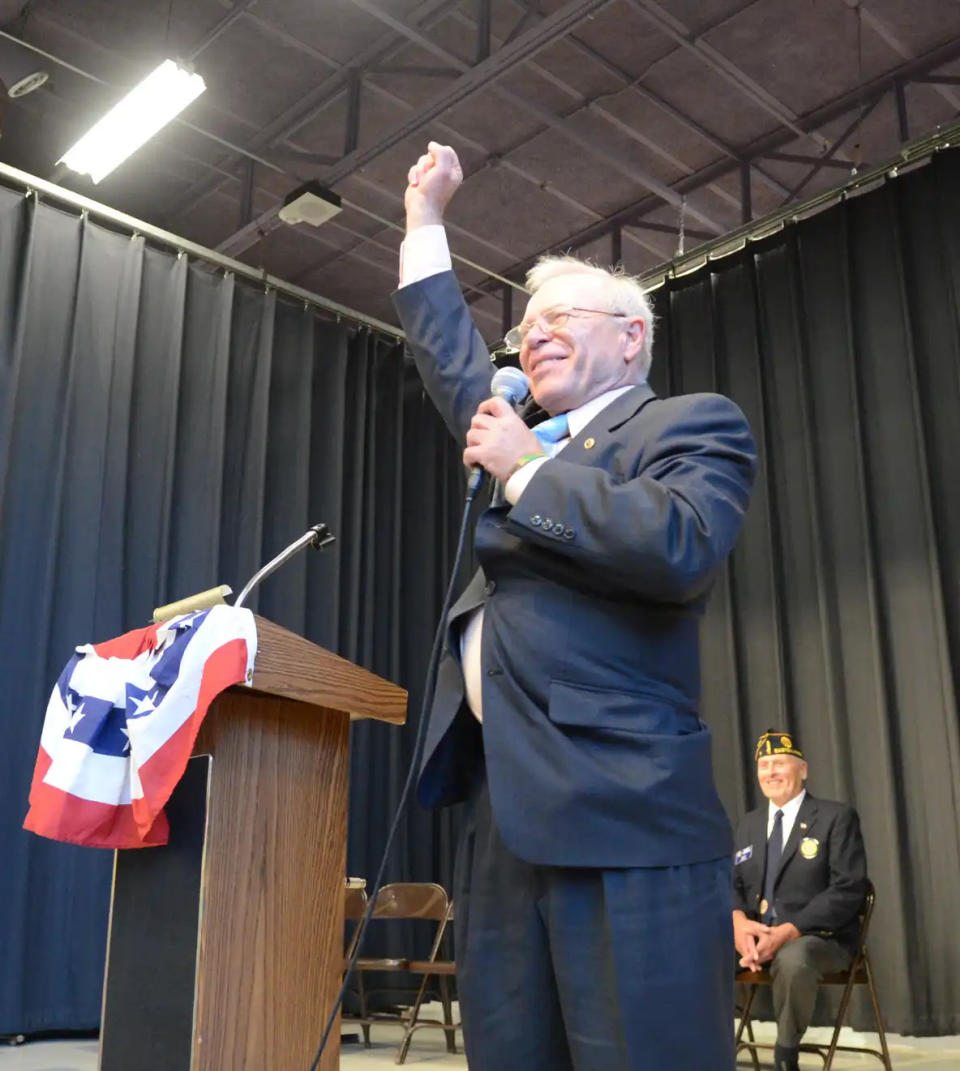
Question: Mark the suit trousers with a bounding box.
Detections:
[453,767,735,1071]
[769,935,852,1046]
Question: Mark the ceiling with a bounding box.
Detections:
[1,0,959,340]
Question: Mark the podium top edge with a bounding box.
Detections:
[246,615,407,725]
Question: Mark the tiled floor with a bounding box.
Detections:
[1,1017,959,1069]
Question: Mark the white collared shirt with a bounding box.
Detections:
[399,224,451,286]
[503,386,633,500]
[768,789,807,847]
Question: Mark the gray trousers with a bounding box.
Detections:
[770,935,852,1046]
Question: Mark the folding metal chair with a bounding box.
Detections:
[735,879,892,1070]
[343,883,376,1047]
[395,897,458,1064]
[340,881,458,1058]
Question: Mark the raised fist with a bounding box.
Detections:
[404,142,464,229]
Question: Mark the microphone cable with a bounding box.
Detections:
[306,473,486,1071]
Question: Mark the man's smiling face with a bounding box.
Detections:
[757,754,808,808]
[517,275,646,415]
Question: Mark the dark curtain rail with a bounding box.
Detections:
[0,159,405,343]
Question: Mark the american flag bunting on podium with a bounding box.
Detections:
[23,605,258,849]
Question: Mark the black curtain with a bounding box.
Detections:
[649,146,960,1035]
[3,146,959,1039]
[0,187,464,1034]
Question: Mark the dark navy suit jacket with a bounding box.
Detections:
[394,270,757,869]
[732,792,867,954]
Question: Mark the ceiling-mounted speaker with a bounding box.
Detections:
[0,36,49,98]
[279,182,342,227]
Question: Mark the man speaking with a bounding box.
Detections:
[393,141,756,1070]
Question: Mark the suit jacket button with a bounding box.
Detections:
[563,527,574,539]
[484,580,496,595]
[543,518,553,529]
[531,514,542,526]
[552,522,564,535]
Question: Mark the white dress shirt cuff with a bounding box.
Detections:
[504,456,550,504]
[398,225,452,287]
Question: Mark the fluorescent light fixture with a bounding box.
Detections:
[59,59,205,183]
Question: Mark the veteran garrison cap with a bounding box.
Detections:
[755,728,804,762]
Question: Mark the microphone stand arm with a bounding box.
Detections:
[234,524,336,609]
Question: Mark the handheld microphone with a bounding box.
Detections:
[467,366,531,496]
[488,365,530,406]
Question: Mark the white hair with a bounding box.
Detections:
[525,254,655,376]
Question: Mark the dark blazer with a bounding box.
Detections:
[732,792,867,954]
[394,270,756,869]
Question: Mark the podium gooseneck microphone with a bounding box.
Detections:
[151,524,336,622]
[234,523,335,607]
[466,365,531,495]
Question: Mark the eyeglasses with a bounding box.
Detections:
[503,305,627,349]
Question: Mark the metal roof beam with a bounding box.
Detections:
[622,0,832,152]
[344,68,362,155]
[161,0,669,271]
[503,7,536,47]
[778,95,883,207]
[463,35,960,299]
[165,0,466,221]
[447,6,742,211]
[504,0,792,198]
[894,79,910,141]
[911,74,960,86]
[175,7,666,276]
[632,220,715,241]
[4,11,534,287]
[476,0,492,64]
[287,227,503,330]
[335,76,671,262]
[762,151,858,170]
[232,13,630,266]
[219,0,699,258]
[857,3,960,111]
[342,0,726,232]
[368,63,461,76]
[185,0,260,62]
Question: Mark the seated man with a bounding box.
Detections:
[732,730,867,1071]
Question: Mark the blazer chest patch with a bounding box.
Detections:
[800,837,820,860]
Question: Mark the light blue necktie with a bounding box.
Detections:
[490,413,570,506]
[532,413,570,455]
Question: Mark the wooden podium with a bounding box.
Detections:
[98,616,407,1071]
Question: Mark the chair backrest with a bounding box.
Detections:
[371,882,450,922]
[854,878,876,954]
[345,884,368,921]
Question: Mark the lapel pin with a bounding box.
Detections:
[800,822,807,831]
[583,437,595,449]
